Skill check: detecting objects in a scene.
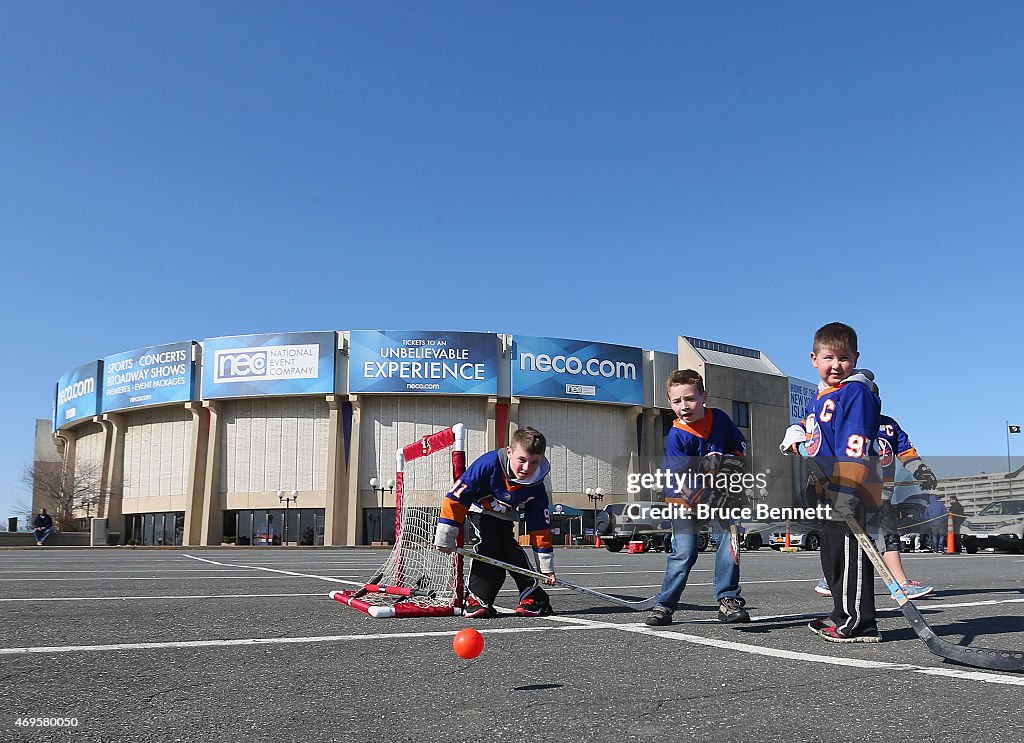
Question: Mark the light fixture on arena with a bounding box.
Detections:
[278,490,298,545]
[585,487,604,545]
[369,477,395,545]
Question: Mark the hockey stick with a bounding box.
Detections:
[841,513,1024,671]
[729,524,741,565]
[453,547,658,611]
[803,455,1024,670]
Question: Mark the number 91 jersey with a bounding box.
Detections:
[803,381,881,463]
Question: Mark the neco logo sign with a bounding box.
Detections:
[519,352,636,380]
[215,350,268,380]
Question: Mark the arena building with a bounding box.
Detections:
[43,330,802,547]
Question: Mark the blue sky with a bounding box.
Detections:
[3,2,1022,519]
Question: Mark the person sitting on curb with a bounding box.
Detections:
[33,508,54,546]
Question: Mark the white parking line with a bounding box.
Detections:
[182,554,363,587]
[539,614,1024,687]
[2,604,1021,688]
[0,593,325,602]
[0,624,601,656]
[0,575,362,582]
[0,573,278,577]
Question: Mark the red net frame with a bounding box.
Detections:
[331,424,466,618]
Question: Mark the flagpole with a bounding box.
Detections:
[1009,421,1014,498]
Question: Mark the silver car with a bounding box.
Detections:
[961,499,1024,554]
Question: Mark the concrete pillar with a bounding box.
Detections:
[324,395,351,547]
[625,405,643,496]
[99,414,126,537]
[183,402,211,547]
[641,408,662,462]
[51,430,77,526]
[331,394,362,547]
[198,401,224,546]
[507,397,520,441]
[485,397,498,451]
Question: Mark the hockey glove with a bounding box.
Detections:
[826,488,859,521]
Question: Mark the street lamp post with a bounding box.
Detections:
[585,487,604,546]
[369,477,395,545]
[278,490,298,546]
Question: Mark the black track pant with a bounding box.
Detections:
[467,513,550,608]
[820,521,877,635]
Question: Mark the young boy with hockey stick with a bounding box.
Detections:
[792,322,884,643]
[433,426,557,618]
[811,379,939,599]
[646,369,751,627]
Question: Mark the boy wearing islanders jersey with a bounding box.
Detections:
[808,377,938,599]
[801,322,883,643]
[434,426,556,618]
[646,369,750,627]
[875,401,939,580]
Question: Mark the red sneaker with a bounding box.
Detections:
[514,597,553,617]
[462,597,497,619]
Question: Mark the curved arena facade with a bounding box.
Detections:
[48,330,807,547]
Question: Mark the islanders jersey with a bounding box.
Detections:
[875,414,921,485]
[804,381,882,507]
[438,449,554,565]
[663,408,746,505]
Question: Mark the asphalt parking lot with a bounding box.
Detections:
[1,546,1022,742]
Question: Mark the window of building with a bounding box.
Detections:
[732,401,750,429]
[123,512,185,546]
[224,509,325,546]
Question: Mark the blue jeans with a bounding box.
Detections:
[654,520,742,612]
[35,527,53,544]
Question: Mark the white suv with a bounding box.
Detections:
[961,499,1024,554]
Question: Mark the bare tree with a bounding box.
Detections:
[22,458,105,531]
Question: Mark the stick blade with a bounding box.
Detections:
[899,603,1024,672]
[923,635,1024,672]
[622,596,659,611]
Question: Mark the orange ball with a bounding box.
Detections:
[452,628,484,659]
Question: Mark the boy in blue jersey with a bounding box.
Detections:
[646,369,751,626]
[813,380,939,599]
[434,427,556,618]
[796,323,884,643]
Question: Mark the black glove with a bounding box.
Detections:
[913,463,938,490]
[718,454,745,479]
[704,484,750,512]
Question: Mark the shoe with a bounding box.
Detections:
[645,606,673,627]
[463,597,497,619]
[808,618,834,635]
[718,597,750,623]
[515,597,554,617]
[814,578,832,597]
[817,626,882,643]
[897,581,934,600]
[36,542,43,546]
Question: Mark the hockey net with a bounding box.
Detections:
[331,423,466,618]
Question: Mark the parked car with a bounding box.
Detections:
[595,502,710,553]
[708,523,766,551]
[595,503,762,553]
[767,525,821,551]
[961,499,1024,554]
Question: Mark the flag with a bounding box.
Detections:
[1011,425,1022,434]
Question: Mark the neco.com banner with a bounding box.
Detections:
[102,341,196,412]
[349,330,498,395]
[55,360,102,429]
[201,331,336,399]
[511,335,643,405]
